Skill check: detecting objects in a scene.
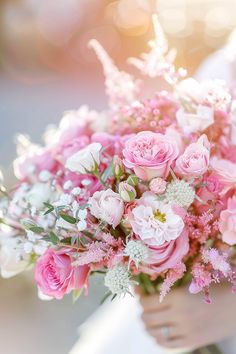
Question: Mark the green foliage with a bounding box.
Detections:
[60,213,77,224]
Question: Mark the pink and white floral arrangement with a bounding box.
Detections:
[1,16,236,303]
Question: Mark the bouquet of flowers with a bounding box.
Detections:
[1,15,236,332]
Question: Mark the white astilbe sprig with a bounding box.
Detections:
[124,240,149,268]
[88,39,140,109]
[128,15,185,83]
[104,265,134,296]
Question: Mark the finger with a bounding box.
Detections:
[140,294,171,312]
[147,328,186,350]
[147,326,183,341]
[159,336,186,350]
[142,310,175,329]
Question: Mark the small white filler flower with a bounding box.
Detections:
[124,240,149,268]
[104,265,133,296]
[165,179,195,208]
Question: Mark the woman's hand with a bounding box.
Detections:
[139,283,236,350]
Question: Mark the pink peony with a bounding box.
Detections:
[35,249,89,299]
[142,229,189,273]
[219,196,236,245]
[175,134,210,178]
[89,189,124,228]
[123,131,179,181]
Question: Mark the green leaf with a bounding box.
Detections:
[49,231,59,245]
[29,226,44,234]
[71,235,78,245]
[43,202,54,209]
[101,164,113,182]
[127,175,139,186]
[72,289,83,303]
[60,213,77,224]
[111,294,117,301]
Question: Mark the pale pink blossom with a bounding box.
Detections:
[175,134,210,178]
[129,192,184,246]
[149,178,167,194]
[35,249,89,299]
[89,189,124,228]
[219,196,236,245]
[123,131,179,181]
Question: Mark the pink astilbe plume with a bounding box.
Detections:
[159,262,186,302]
[88,39,140,109]
[128,14,185,83]
[72,242,108,266]
[202,248,231,277]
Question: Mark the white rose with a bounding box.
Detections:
[26,183,53,209]
[66,143,102,174]
[0,237,28,278]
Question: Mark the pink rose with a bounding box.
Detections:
[141,229,189,274]
[35,249,89,299]
[123,131,179,181]
[211,157,236,194]
[175,134,210,178]
[219,196,236,245]
[89,189,124,228]
[56,136,90,162]
[197,173,223,203]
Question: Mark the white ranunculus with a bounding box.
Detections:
[0,237,28,278]
[176,105,214,134]
[26,183,53,209]
[66,143,102,174]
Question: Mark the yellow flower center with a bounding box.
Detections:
[154,209,166,223]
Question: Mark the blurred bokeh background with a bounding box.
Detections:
[1,1,236,353]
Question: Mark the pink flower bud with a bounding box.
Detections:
[113,156,124,178]
[149,178,167,194]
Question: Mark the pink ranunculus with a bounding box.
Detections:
[219,196,236,245]
[123,131,179,181]
[89,189,124,228]
[35,249,89,299]
[141,229,189,273]
[175,134,210,178]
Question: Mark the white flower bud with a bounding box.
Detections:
[118,182,136,202]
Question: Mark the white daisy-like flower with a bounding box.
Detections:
[124,240,149,268]
[165,179,195,208]
[130,192,184,247]
[104,266,132,296]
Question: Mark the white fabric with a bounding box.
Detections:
[69,296,190,354]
